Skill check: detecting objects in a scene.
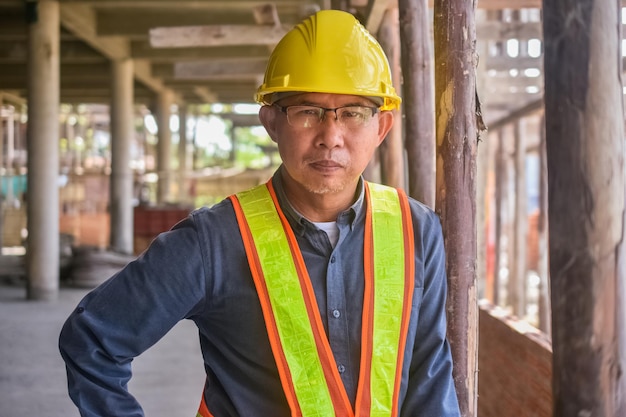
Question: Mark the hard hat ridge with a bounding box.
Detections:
[255,10,401,111]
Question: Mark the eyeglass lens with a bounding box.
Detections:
[285,105,377,129]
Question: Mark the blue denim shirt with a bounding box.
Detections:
[59,171,460,417]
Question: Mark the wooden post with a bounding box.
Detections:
[156,90,173,204]
[475,9,489,301]
[433,0,479,414]
[398,0,436,208]
[178,104,189,203]
[493,129,507,307]
[0,99,4,246]
[537,114,551,335]
[512,118,527,319]
[377,7,404,189]
[544,0,625,414]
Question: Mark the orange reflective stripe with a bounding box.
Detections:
[393,187,415,416]
[356,182,376,416]
[355,183,415,417]
[196,387,215,417]
[229,189,303,416]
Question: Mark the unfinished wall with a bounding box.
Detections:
[478,302,552,417]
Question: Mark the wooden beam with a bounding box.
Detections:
[130,41,271,60]
[431,0,626,8]
[94,6,308,37]
[364,0,390,34]
[486,55,542,72]
[59,0,313,5]
[60,3,174,97]
[487,97,543,130]
[477,20,542,40]
[427,0,541,9]
[482,76,542,91]
[149,24,291,48]
[219,113,262,126]
[174,59,267,79]
[133,58,177,99]
[192,87,218,103]
[60,4,130,60]
[0,90,27,107]
[253,4,280,26]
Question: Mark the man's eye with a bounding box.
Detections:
[290,107,319,118]
[341,109,364,119]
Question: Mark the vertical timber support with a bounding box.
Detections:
[512,119,527,318]
[377,7,404,189]
[178,104,188,203]
[0,96,4,245]
[378,6,405,188]
[493,129,508,307]
[537,114,551,335]
[156,90,173,204]
[26,0,60,300]
[475,9,489,300]
[433,0,479,415]
[544,0,625,414]
[110,58,134,255]
[398,0,436,208]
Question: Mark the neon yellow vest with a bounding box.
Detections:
[198,180,415,417]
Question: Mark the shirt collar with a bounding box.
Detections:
[270,165,365,236]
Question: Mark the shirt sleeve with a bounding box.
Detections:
[58,216,206,417]
[401,206,461,417]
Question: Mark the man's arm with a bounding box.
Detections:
[59,218,206,417]
[401,207,461,417]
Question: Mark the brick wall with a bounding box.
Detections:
[478,302,553,417]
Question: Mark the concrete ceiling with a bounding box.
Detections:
[0,0,613,124]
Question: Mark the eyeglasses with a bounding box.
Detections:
[274,104,380,129]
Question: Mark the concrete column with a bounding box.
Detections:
[6,109,15,203]
[0,100,8,247]
[0,99,4,193]
[26,0,60,300]
[177,104,188,203]
[109,58,134,254]
[156,90,173,204]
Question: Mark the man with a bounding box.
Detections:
[59,9,461,417]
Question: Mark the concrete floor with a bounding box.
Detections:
[0,280,206,417]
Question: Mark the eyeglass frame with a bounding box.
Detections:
[273,103,381,129]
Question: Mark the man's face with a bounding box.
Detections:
[259,93,394,198]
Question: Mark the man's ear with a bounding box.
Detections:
[259,105,279,143]
[376,110,395,145]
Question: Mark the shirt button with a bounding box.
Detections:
[332,309,341,318]
[330,256,336,263]
[338,364,346,374]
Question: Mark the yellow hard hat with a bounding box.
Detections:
[255,10,401,111]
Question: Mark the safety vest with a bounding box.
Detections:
[197,180,415,417]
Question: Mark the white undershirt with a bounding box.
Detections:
[313,221,340,248]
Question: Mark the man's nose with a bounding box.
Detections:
[317,114,345,148]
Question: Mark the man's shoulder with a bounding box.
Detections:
[404,195,441,233]
[188,198,237,229]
